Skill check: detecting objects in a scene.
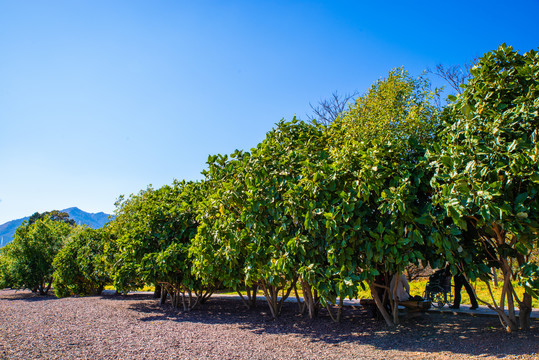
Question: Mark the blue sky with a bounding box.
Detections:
[1,0,538,224]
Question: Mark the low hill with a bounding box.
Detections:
[0,207,111,247]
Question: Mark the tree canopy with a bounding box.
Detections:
[53,227,109,298]
[0,216,73,295]
[429,44,539,331]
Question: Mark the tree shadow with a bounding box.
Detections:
[129,296,539,359]
[0,289,58,302]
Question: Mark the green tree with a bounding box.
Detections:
[108,180,211,309]
[193,119,338,318]
[192,150,259,309]
[336,68,441,148]
[429,44,539,331]
[0,217,72,294]
[28,210,76,226]
[326,68,445,326]
[52,227,109,297]
[0,245,16,289]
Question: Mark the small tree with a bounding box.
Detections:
[0,245,16,289]
[0,217,72,294]
[192,151,259,309]
[108,180,210,309]
[193,120,338,318]
[53,227,109,297]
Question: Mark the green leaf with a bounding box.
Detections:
[515,192,528,205]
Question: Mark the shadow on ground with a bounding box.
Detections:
[0,289,58,302]
[127,294,539,359]
[2,289,536,358]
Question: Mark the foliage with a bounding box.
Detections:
[107,180,209,308]
[28,210,76,226]
[52,227,109,297]
[336,67,441,150]
[518,263,539,299]
[193,119,334,317]
[0,217,72,294]
[323,68,444,325]
[428,44,539,331]
[192,151,251,293]
[0,245,16,289]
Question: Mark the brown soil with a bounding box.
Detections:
[0,289,537,359]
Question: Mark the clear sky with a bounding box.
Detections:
[1,0,538,224]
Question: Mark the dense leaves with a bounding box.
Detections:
[193,120,334,317]
[106,180,211,309]
[53,227,109,297]
[28,210,76,226]
[429,44,539,330]
[325,68,444,325]
[0,217,72,295]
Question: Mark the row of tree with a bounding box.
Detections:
[1,44,537,331]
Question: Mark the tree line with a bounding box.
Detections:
[1,44,537,331]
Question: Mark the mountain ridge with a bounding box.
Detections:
[0,207,111,247]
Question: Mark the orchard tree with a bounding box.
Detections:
[0,217,73,295]
[237,120,342,319]
[193,119,341,318]
[326,68,447,326]
[0,245,16,289]
[108,180,211,309]
[53,227,109,297]
[429,44,539,331]
[336,68,441,146]
[191,150,260,309]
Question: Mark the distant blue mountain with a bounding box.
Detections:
[0,207,111,247]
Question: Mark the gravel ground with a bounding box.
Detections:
[0,289,538,360]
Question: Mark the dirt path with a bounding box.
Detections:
[1,290,537,359]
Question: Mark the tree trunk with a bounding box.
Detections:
[369,281,394,327]
[519,293,533,331]
[160,286,168,305]
[38,278,51,295]
[237,289,251,310]
[294,284,306,314]
[181,290,187,311]
[238,285,258,310]
[248,285,257,308]
[500,261,519,331]
[391,273,400,325]
[153,284,162,298]
[261,284,279,318]
[261,278,297,318]
[300,279,318,319]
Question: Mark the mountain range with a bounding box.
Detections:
[0,207,111,247]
